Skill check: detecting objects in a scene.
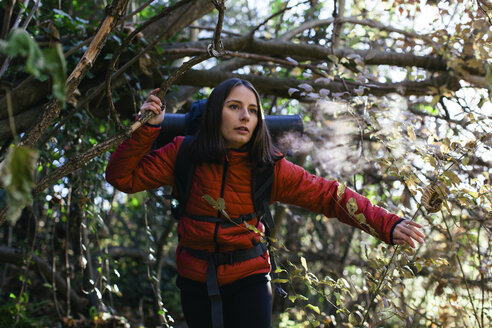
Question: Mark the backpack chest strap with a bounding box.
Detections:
[183,241,267,266]
[184,211,258,228]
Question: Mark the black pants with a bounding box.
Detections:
[177,274,272,328]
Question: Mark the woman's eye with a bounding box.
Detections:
[249,108,257,114]
[229,104,239,109]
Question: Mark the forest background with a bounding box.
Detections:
[0,0,491,327]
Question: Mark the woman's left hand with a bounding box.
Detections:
[392,220,425,248]
[140,88,165,125]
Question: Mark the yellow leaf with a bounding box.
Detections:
[401,265,414,278]
[347,198,358,215]
[301,256,308,272]
[355,213,366,224]
[443,171,460,185]
[424,155,437,168]
[407,125,416,141]
[337,183,346,200]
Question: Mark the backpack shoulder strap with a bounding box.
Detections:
[171,136,196,220]
[251,165,275,231]
[252,163,288,298]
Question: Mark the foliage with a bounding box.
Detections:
[0,29,66,102]
[0,146,39,225]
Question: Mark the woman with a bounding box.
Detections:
[106,78,425,328]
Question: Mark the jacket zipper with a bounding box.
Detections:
[213,155,229,252]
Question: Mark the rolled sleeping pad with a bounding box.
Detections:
[154,113,304,148]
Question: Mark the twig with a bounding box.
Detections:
[2,86,17,141]
[154,53,211,101]
[20,0,40,30]
[106,0,193,130]
[248,0,309,38]
[143,200,169,327]
[441,209,482,328]
[65,187,72,320]
[11,0,30,30]
[122,0,155,20]
[11,206,39,328]
[1,0,17,40]
[360,204,421,326]
[189,24,242,37]
[64,37,93,58]
[477,223,485,327]
[476,0,492,25]
[51,215,64,321]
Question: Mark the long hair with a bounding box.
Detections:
[189,78,281,167]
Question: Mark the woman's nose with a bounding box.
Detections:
[239,108,250,121]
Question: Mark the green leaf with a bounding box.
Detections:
[335,291,341,305]
[1,29,44,77]
[244,222,262,234]
[288,294,308,303]
[306,303,320,314]
[43,45,67,102]
[271,278,289,284]
[349,312,359,325]
[202,194,218,208]
[1,29,66,103]
[1,146,39,225]
[216,197,225,212]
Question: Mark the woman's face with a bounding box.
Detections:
[220,85,259,149]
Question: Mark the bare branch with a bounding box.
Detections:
[279,16,439,49]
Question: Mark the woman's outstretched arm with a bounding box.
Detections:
[272,158,425,248]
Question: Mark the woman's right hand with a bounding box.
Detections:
[140,88,165,125]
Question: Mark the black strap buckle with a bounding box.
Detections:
[213,252,234,265]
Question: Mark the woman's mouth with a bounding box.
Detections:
[235,127,249,133]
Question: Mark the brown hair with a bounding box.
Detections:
[189,78,282,167]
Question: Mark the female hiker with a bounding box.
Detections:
[105,78,425,328]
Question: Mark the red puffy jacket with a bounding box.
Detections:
[106,125,402,285]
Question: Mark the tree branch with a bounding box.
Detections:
[175,69,459,97]
[19,0,131,147]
